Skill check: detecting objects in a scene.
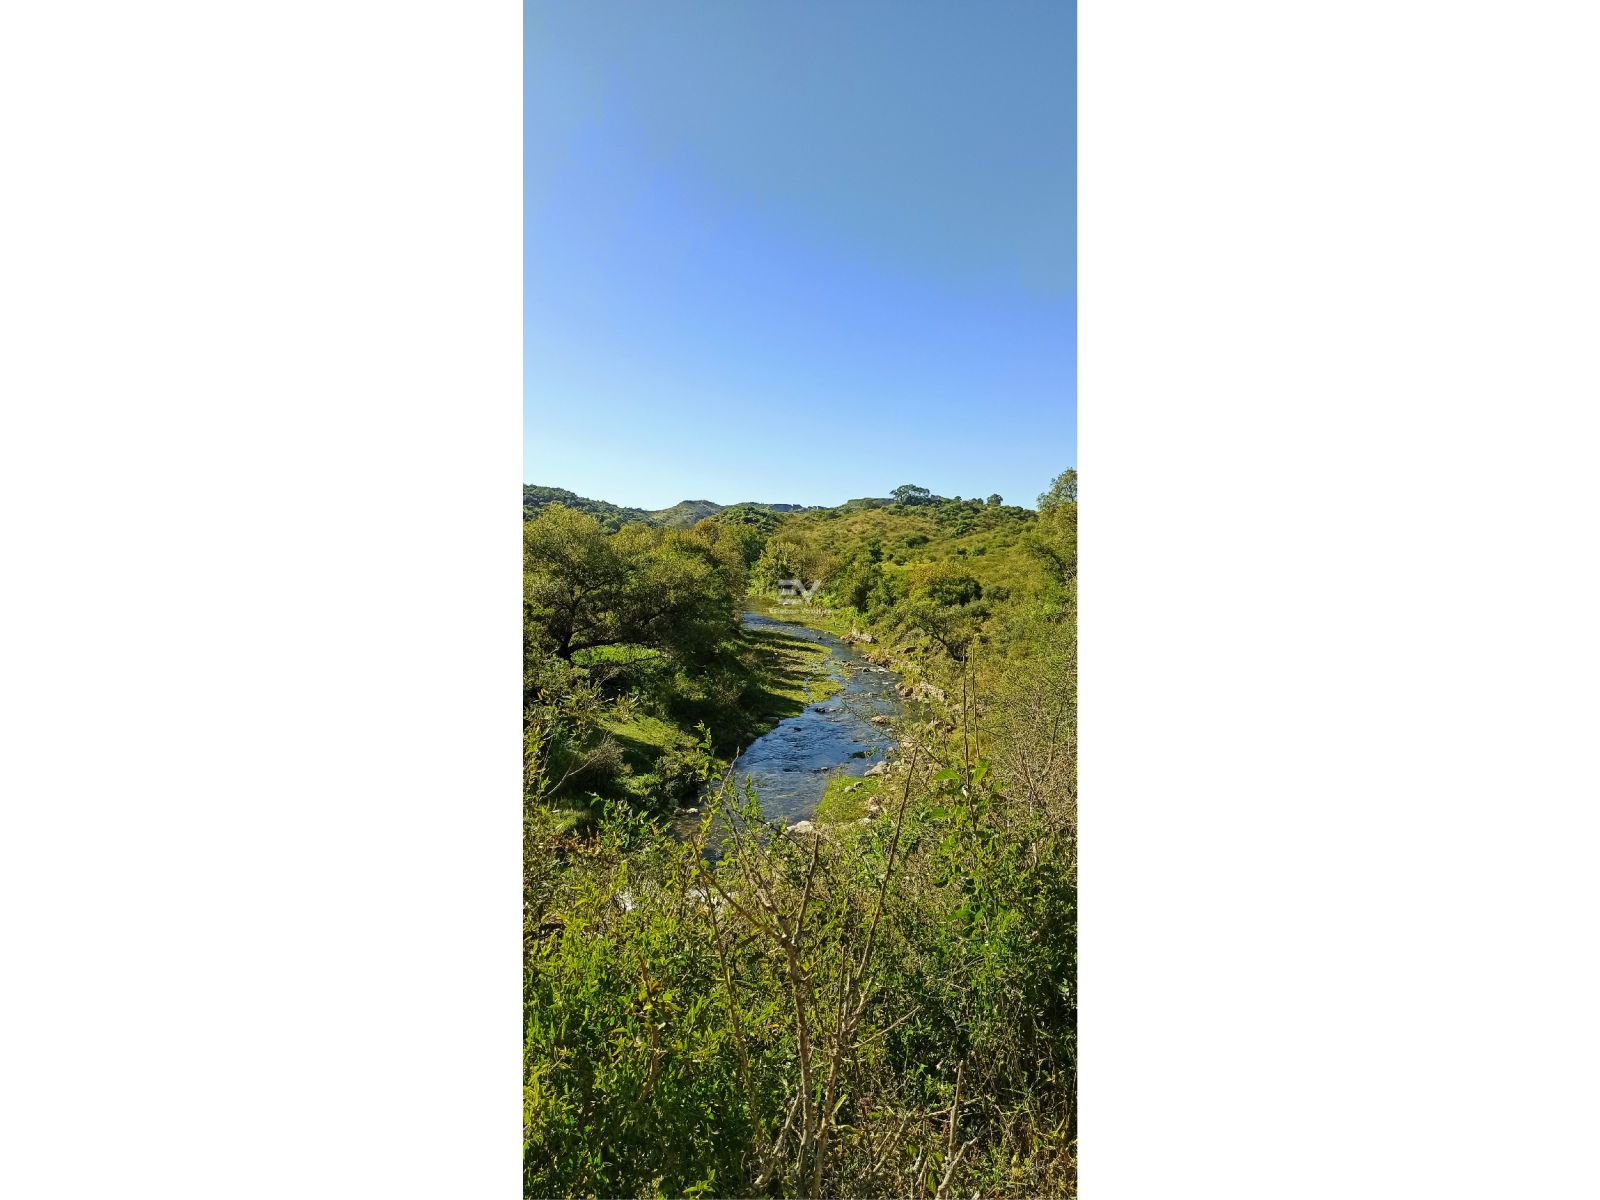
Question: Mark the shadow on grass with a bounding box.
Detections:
[604,728,670,770]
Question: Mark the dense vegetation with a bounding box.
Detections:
[526,471,1077,1198]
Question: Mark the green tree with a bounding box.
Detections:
[618,527,743,663]
[911,561,983,607]
[894,561,988,661]
[523,505,626,660]
[891,483,933,506]
[1038,468,1077,510]
[695,514,766,568]
[1027,470,1077,590]
[752,531,830,593]
[525,508,744,664]
[828,545,886,612]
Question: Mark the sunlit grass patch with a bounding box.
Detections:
[814,773,881,823]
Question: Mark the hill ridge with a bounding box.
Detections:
[523,484,827,530]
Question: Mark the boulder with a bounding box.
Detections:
[787,820,817,837]
[865,760,888,778]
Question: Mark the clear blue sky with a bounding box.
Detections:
[525,1,1075,510]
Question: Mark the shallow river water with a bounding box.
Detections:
[712,610,903,828]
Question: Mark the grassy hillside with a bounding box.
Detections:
[648,498,723,527]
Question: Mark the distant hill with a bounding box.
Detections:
[649,499,723,528]
[523,485,652,531]
[524,485,814,530]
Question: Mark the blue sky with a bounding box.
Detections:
[525,1,1075,510]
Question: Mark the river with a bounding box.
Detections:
[683,610,903,836]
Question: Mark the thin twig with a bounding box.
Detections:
[789,834,823,1193]
[707,886,763,1155]
[854,745,921,993]
[947,1060,964,1164]
[934,1138,975,1200]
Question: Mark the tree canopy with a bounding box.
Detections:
[1038,468,1077,510]
[890,483,936,506]
[524,505,743,663]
